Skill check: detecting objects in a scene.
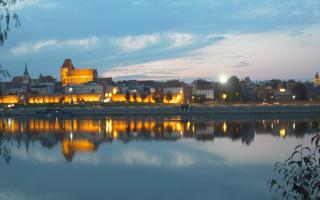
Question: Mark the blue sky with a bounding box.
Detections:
[0,0,320,81]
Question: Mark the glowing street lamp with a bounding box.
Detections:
[222,93,228,100]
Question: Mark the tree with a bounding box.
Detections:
[125,91,130,102]
[293,84,307,101]
[224,76,244,102]
[0,0,21,46]
[0,64,10,96]
[140,92,147,103]
[166,91,173,103]
[269,132,320,199]
[132,92,137,102]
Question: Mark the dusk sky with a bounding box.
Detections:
[0,0,320,81]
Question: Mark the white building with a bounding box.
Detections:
[65,83,104,94]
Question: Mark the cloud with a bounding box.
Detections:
[103,26,320,81]
[10,37,99,55]
[168,33,195,48]
[9,0,58,11]
[110,34,161,52]
[232,61,252,68]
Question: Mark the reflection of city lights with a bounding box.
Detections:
[223,122,227,133]
[113,131,118,139]
[8,118,12,127]
[187,122,191,130]
[293,122,296,130]
[70,133,73,141]
[280,128,286,137]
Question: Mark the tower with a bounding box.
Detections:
[314,72,320,87]
[61,59,74,86]
[22,64,30,84]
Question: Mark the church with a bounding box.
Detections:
[314,72,320,87]
[60,59,97,86]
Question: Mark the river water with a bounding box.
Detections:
[0,116,316,200]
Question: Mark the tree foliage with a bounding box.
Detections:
[269,132,320,200]
[166,91,173,102]
[0,0,21,46]
[125,91,130,102]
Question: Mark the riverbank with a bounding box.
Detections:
[2,104,320,117]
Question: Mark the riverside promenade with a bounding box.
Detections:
[2,103,320,118]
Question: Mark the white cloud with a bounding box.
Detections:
[168,33,195,48]
[103,26,320,81]
[110,148,197,167]
[10,37,99,55]
[9,0,58,11]
[110,34,161,52]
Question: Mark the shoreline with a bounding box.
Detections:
[2,104,320,118]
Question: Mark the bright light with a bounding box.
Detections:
[219,75,228,84]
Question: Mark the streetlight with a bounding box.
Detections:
[222,93,228,100]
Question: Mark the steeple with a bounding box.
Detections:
[22,64,30,84]
[315,72,319,79]
[24,64,29,76]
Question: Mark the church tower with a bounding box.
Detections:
[314,72,320,87]
[22,64,30,84]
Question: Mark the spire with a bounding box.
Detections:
[24,64,29,76]
[316,72,320,79]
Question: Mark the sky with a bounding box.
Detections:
[0,0,320,81]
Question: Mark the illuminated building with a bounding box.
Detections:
[61,59,97,86]
[314,72,320,87]
[65,83,104,95]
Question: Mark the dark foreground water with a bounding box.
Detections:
[0,116,316,200]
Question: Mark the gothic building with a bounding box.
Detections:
[60,59,97,86]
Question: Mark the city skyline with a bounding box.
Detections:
[0,0,320,81]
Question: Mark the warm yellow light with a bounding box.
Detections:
[280,128,286,137]
[112,87,118,95]
[223,122,228,133]
[280,88,286,93]
[222,94,228,100]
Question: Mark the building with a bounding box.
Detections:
[65,82,104,95]
[61,59,97,86]
[273,88,293,101]
[30,74,56,95]
[314,73,320,87]
[4,65,30,95]
[191,79,214,102]
[162,80,191,104]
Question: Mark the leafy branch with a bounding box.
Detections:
[269,133,320,200]
[0,0,21,46]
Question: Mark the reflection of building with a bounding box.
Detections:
[61,59,97,86]
[62,139,96,161]
[0,118,312,162]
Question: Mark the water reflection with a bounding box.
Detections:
[0,117,314,162]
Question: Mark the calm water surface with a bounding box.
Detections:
[0,116,316,200]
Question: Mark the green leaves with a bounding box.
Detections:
[269,134,320,199]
